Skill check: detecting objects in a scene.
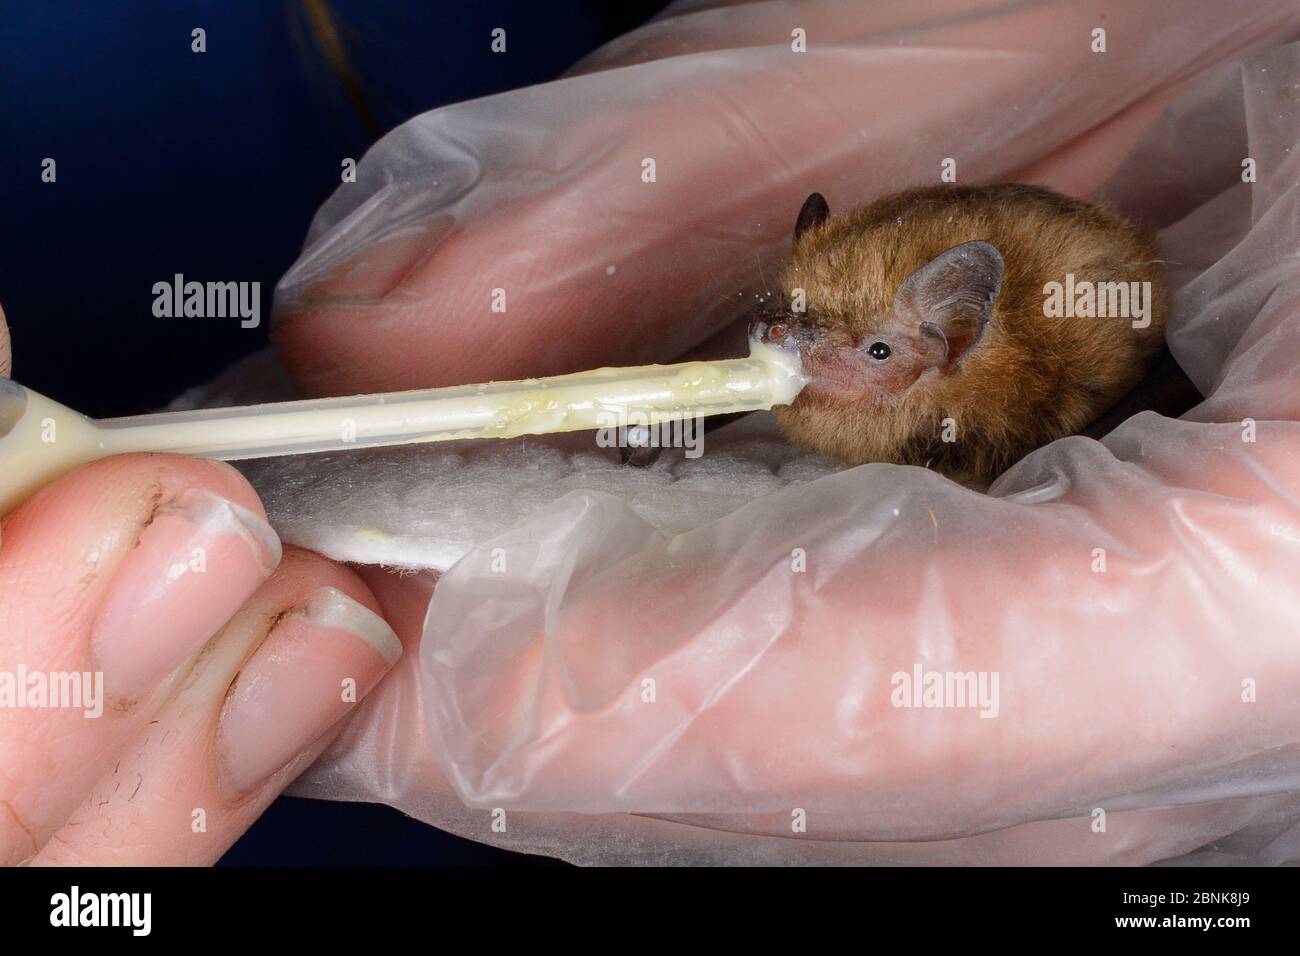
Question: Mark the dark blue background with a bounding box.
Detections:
[1,0,665,865]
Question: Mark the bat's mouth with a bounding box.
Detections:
[749,318,872,402]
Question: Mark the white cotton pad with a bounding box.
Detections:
[172,350,842,571]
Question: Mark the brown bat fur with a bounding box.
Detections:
[766,184,1167,485]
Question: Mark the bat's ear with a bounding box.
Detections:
[894,240,1004,369]
[794,192,830,239]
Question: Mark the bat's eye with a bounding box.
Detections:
[866,341,892,362]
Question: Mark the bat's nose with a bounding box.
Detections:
[750,317,812,351]
[750,318,781,342]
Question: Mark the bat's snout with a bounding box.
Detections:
[749,317,818,352]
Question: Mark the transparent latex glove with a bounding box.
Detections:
[270,0,1300,864]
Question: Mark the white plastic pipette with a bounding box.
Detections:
[0,339,806,515]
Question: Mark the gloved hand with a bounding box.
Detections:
[181,0,1300,863]
[0,303,404,865]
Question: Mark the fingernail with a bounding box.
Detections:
[217,586,401,796]
[92,488,281,701]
